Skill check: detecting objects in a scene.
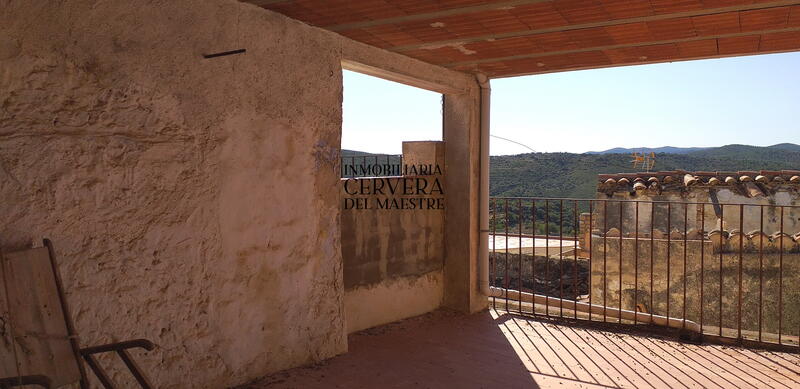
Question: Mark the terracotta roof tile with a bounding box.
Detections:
[597,170,800,194]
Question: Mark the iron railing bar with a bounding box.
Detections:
[588,201,593,322]
[651,202,655,325]
[759,205,763,343]
[560,199,564,318]
[545,200,550,318]
[519,199,523,314]
[779,206,784,345]
[532,199,537,316]
[505,199,510,310]
[491,198,497,307]
[738,204,744,340]
[683,203,688,330]
[700,205,705,334]
[719,205,724,337]
[574,200,579,320]
[634,200,639,325]
[667,202,671,322]
[619,201,623,324]
[603,201,608,323]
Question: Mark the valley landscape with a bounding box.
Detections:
[344,143,800,199]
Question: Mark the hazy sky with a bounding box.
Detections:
[342,51,800,155]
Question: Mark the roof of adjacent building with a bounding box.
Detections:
[597,170,800,194]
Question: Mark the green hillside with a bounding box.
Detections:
[490,144,800,199]
[342,144,800,199]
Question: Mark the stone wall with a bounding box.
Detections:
[596,172,800,237]
[0,1,475,387]
[597,191,800,238]
[342,142,445,333]
[590,236,800,338]
[489,252,589,300]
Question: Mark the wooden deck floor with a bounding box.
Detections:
[240,309,800,389]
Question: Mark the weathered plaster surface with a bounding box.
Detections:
[345,270,443,333]
[341,142,445,290]
[340,142,446,332]
[341,177,444,289]
[0,0,475,387]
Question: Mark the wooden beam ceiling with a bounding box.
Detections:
[247,0,800,78]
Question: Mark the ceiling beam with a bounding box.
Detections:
[488,47,800,78]
[325,0,552,31]
[444,26,800,67]
[341,60,466,94]
[391,0,800,52]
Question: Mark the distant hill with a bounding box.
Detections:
[768,143,800,152]
[491,143,800,199]
[586,146,710,154]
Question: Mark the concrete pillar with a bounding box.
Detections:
[402,141,445,172]
[579,213,592,257]
[442,87,487,313]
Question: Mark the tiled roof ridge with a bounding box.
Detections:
[598,170,800,187]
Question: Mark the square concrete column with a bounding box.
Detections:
[442,88,487,313]
[402,141,445,172]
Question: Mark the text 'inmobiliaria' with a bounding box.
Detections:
[342,163,444,210]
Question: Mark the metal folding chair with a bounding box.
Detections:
[0,239,154,388]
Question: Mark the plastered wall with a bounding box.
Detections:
[0,1,476,387]
[341,142,445,333]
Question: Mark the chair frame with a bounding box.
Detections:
[0,239,155,389]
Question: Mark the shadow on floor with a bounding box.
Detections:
[239,309,800,389]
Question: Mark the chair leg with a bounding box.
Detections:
[83,354,116,389]
[118,349,154,389]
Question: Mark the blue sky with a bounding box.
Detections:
[342,51,800,155]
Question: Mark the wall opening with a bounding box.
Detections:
[339,67,447,334]
[341,69,442,177]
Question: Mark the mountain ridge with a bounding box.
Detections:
[585,146,710,154]
[342,143,800,199]
[490,143,800,199]
[585,143,799,155]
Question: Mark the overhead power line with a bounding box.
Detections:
[490,134,536,153]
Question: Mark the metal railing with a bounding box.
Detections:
[341,154,403,178]
[490,196,800,351]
